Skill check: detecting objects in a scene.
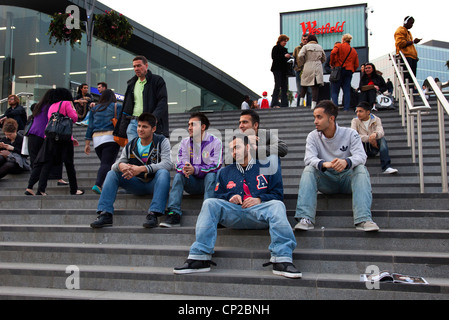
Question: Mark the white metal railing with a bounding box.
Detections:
[389,52,431,193]
[0,92,34,116]
[425,77,449,193]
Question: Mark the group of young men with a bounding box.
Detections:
[85,54,401,280]
[89,100,398,280]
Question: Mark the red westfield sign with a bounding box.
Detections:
[300,21,346,35]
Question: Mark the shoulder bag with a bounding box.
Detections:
[45,101,73,141]
[329,47,352,83]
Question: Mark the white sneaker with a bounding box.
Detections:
[294,218,315,231]
[383,167,398,174]
[355,221,380,232]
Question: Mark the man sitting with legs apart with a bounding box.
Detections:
[90,112,172,229]
[173,134,301,279]
[351,102,398,174]
[162,112,223,228]
[294,100,380,232]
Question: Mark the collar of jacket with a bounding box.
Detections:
[127,69,154,86]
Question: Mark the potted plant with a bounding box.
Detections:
[94,10,133,47]
[47,12,83,48]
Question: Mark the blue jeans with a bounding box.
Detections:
[295,165,373,225]
[331,68,353,110]
[188,199,297,263]
[97,169,170,214]
[167,172,217,215]
[363,138,392,171]
[126,119,138,142]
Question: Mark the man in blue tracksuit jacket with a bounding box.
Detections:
[173,134,301,279]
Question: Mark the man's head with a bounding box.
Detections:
[313,100,338,134]
[97,82,107,93]
[404,16,415,29]
[188,112,210,139]
[355,102,372,122]
[239,109,260,135]
[7,95,19,107]
[301,33,309,45]
[133,55,149,80]
[230,134,250,164]
[137,112,157,140]
[79,84,89,94]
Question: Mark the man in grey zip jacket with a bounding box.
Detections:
[294,100,379,232]
[91,113,172,229]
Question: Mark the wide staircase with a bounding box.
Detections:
[1,104,449,300]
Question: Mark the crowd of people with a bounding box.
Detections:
[0,15,427,280]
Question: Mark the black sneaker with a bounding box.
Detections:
[159,212,181,228]
[90,212,113,228]
[263,262,302,279]
[142,212,159,228]
[173,259,217,275]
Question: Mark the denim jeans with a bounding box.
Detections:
[363,138,392,171]
[126,119,138,142]
[97,168,170,214]
[295,165,373,225]
[188,199,297,263]
[167,172,217,215]
[331,68,353,110]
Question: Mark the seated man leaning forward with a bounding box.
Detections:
[351,102,398,174]
[162,112,223,228]
[173,134,301,279]
[90,112,172,229]
[294,100,379,232]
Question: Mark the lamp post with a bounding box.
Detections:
[84,0,96,92]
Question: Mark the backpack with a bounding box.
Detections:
[260,98,270,109]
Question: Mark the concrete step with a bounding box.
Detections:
[0,262,447,300]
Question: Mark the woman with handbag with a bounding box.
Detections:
[358,63,388,109]
[84,89,123,194]
[26,88,83,196]
[270,34,291,108]
[330,34,359,111]
[0,118,30,180]
[297,35,326,110]
[25,89,68,189]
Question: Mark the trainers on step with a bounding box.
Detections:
[142,212,159,228]
[92,185,102,194]
[263,262,302,279]
[90,212,113,228]
[355,221,380,232]
[159,212,181,228]
[294,218,314,231]
[173,259,217,275]
[383,167,398,174]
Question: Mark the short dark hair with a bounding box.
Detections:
[307,34,318,43]
[138,112,157,128]
[190,112,210,130]
[97,82,107,89]
[315,100,339,120]
[357,101,372,111]
[240,109,260,126]
[232,133,249,146]
[133,55,148,65]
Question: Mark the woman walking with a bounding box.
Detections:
[84,89,122,194]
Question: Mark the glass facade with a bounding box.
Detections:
[0,5,236,114]
[372,44,449,87]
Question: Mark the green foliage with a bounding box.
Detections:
[95,10,133,47]
[47,12,82,49]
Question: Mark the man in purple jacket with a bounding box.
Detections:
[161,112,223,228]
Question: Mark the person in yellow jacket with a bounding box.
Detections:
[394,16,422,87]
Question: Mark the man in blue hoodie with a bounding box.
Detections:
[173,134,301,279]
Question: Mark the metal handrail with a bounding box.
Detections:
[0,92,34,116]
[389,52,431,193]
[425,77,449,193]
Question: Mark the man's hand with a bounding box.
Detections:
[119,163,146,180]
[242,197,261,209]
[229,194,243,205]
[331,158,348,173]
[368,133,378,149]
[183,162,194,179]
